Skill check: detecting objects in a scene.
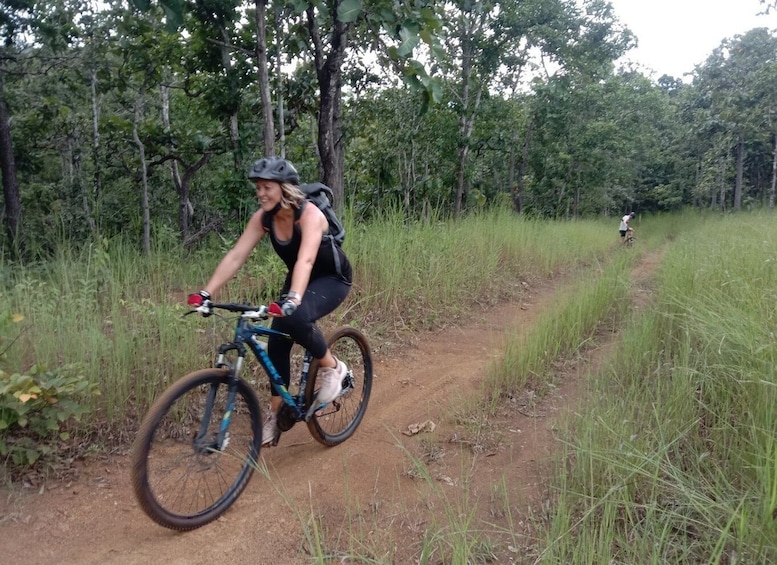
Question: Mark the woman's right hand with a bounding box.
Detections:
[187,290,211,306]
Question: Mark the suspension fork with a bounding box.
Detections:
[195,344,246,451]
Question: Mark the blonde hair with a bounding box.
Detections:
[279,182,306,210]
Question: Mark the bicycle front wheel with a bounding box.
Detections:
[306,327,373,446]
[130,368,262,530]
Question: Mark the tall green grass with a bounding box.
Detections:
[348,207,617,332]
[486,251,635,400]
[538,211,777,562]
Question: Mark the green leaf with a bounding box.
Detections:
[26,449,40,465]
[397,25,420,57]
[419,90,430,115]
[289,0,308,15]
[337,0,362,23]
[430,78,443,104]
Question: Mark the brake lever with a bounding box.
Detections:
[182,302,214,318]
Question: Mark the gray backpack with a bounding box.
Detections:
[300,183,345,246]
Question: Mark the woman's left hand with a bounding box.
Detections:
[268,299,297,317]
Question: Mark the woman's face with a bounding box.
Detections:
[255,179,282,211]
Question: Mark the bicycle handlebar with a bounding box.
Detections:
[189,301,269,320]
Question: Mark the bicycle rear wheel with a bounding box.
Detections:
[130,368,262,530]
[306,327,373,446]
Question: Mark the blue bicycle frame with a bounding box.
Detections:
[187,308,300,452]
[213,313,313,425]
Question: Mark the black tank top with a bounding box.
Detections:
[262,203,352,285]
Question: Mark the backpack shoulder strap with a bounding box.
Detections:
[261,210,271,233]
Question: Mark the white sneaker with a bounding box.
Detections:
[261,411,280,446]
[315,359,347,405]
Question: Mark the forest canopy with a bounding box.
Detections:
[1,0,776,257]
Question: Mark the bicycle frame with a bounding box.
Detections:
[211,310,314,440]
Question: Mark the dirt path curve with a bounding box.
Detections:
[0,250,664,565]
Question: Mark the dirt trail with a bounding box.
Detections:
[0,250,663,564]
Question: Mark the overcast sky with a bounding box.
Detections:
[607,0,777,80]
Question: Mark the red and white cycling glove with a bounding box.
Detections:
[268,292,300,317]
[187,290,211,306]
[268,299,297,317]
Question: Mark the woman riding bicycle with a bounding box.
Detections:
[187,157,353,446]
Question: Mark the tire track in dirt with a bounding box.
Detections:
[0,249,664,565]
[456,247,667,560]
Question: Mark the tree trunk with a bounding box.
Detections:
[307,5,350,212]
[216,25,241,169]
[177,153,212,240]
[254,0,275,156]
[734,134,744,211]
[67,136,95,236]
[513,122,533,214]
[161,83,191,240]
[132,98,151,254]
[453,33,485,217]
[455,144,469,215]
[333,76,345,207]
[769,132,776,209]
[507,139,516,207]
[573,185,580,217]
[568,162,581,218]
[0,69,22,255]
[90,68,103,234]
[275,12,285,158]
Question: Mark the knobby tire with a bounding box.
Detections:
[130,368,262,530]
[305,327,373,446]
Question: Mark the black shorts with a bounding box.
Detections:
[619,230,627,237]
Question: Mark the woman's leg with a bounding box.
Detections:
[264,278,351,427]
[267,276,350,388]
[274,277,349,351]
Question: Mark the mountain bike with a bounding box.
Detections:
[130,301,373,531]
[624,227,635,247]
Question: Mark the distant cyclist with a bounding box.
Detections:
[619,212,635,242]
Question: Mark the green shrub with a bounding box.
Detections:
[0,364,100,467]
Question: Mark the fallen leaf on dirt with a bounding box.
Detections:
[402,420,436,436]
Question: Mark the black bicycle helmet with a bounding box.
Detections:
[248,157,300,184]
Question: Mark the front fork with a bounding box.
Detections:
[195,349,245,452]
